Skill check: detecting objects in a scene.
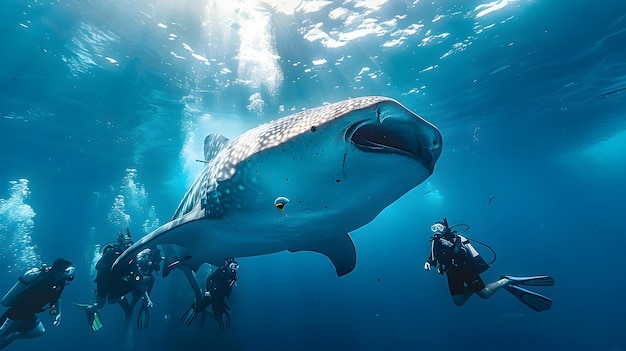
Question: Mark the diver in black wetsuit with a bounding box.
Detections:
[134,246,161,330]
[0,258,75,349]
[181,258,239,329]
[424,218,555,311]
[79,229,159,331]
[424,218,509,306]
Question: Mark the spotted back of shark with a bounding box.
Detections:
[115,96,442,279]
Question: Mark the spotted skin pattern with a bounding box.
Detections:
[114,96,441,282]
[174,96,400,220]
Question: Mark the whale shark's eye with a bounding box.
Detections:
[310,126,317,132]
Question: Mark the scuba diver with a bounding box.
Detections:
[181,258,239,329]
[424,218,555,312]
[0,258,75,349]
[76,228,160,331]
[134,246,161,330]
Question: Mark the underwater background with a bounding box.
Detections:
[1,0,625,350]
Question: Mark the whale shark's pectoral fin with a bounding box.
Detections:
[289,234,357,276]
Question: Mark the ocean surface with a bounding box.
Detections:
[1,0,625,350]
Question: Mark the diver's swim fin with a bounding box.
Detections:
[180,305,197,327]
[89,311,103,331]
[138,302,150,331]
[74,303,104,331]
[504,284,553,312]
[0,318,16,350]
[501,275,555,286]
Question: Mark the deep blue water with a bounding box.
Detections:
[1,0,625,350]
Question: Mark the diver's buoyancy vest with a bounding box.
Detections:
[458,235,489,274]
[1,268,42,307]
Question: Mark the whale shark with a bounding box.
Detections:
[114,96,441,295]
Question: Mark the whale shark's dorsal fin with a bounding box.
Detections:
[289,234,357,276]
[204,133,230,163]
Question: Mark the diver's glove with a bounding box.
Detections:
[424,262,431,271]
[53,313,62,326]
[144,293,154,309]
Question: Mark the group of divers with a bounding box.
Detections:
[0,218,554,349]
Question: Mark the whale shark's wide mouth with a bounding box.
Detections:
[346,116,440,169]
[348,121,419,156]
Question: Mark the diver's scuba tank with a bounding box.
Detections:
[1,267,42,307]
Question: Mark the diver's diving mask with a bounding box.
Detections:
[228,262,239,271]
[431,223,446,234]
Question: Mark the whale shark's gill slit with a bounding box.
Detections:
[350,123,419,158]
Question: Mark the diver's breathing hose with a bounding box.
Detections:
[444,223,498,266]
[430,238,435,262]
[463,235,497,266]
[449,223,469,236]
